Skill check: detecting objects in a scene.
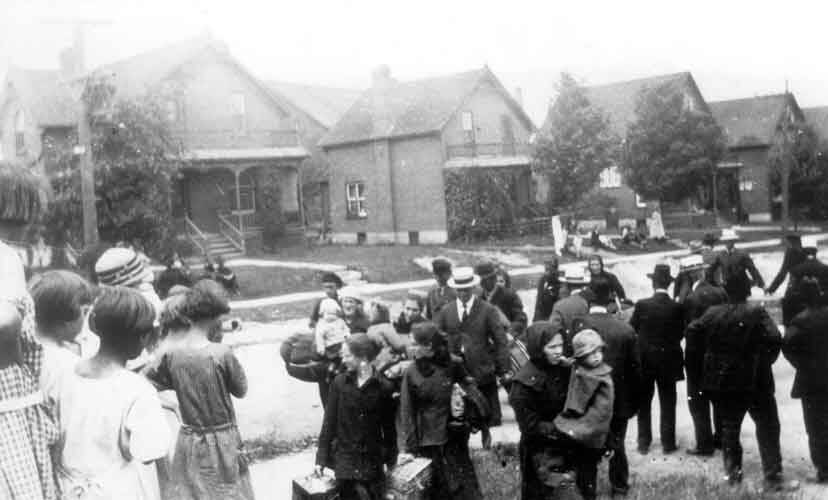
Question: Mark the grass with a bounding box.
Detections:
[245,432,318,462]
[234,266,322,300]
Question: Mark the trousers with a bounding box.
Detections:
[802,395,828,480]
[637,372,677,450]
[687,380,721,451]
[576,417,629,499]
[712,392,782,480]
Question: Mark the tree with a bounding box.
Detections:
[769,122,828,222]
[43,76,182,257]
[621,82,726,204]
[532,73,619,210]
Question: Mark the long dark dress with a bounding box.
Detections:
[508,322,576,500]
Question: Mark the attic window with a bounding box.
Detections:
[231,92,246,133]
[461,111,474,143]
[165,100,180,123]
[14,110,25,155]
[683,94,695,112]
[599,166,622,188]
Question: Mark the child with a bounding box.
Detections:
[554,329,614,449]
[55,287,171,500]
[146,285,255,500]
[315,333,396,500]
[315,298,350,357]
[28,270,95,403]
[393,291,425,334]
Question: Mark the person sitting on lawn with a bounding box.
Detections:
[315,298,350,358]
[154,252,193,300]
[214,256,240,296]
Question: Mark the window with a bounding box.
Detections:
[739,177,754,192]
[683,93,696,112]
[461,111,474,143]
[14,110,25,154]
[231,92,246,133]
[346,181,367,219]
[635,193,647,208]
[599,166,622,188]
[165,100,180,123]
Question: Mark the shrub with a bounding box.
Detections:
[444,168,518,242]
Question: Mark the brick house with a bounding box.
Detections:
[803,106,828,146]
[319,66,535,244]
[709,93,805,222]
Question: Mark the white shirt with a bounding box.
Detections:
[654,288,670,295]
[589,305,608,314]
[692,280,702,292]
[456,295,475,320]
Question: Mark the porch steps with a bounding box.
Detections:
[203,232,244,260]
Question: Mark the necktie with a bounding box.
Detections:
[461,303,469,323]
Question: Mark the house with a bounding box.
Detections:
[803,106,828,146]
[319,65,535,244]
[1,34,318,256]
[542,72,710,226]
[709,93,805,222]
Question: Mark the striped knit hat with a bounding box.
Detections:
[95,247,155,287]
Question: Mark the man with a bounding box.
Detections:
[435,266,511,449]
[425,257,456,319]
[709,228,764,303]
[475,261,527,334]
[680,254,728,456]
[685,295,796,491]
[309,271,344,329]
[700,232,722,286]
[782,278,828,483]
[548,267,593,352]
[765,233,808,326]
[789,238,828,303]
[574,280,642,498]
[629,264,683,455]
[533,257,561,321]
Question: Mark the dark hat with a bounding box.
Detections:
[431,257,452,274]
[785,232,802,242]
[647,263,674,284]
[702,232,719,246]
[345,333,381,362]
[320,271,344,288]
[474,261,497,279]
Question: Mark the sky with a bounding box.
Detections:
[2,0,827,125]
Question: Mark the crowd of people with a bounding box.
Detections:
[280,230,828,500]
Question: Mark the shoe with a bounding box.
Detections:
[662,445,678,455]
[686,447,714,457]
[763,478,800,492]
[637,445,650,455]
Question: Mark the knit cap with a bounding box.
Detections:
[319,297,341,316]
[95,247,154,287]
[572,329,604,359]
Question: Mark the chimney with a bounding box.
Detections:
[513,87,524,108]
[371,65,393,89]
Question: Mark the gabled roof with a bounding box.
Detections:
[582,71,703,137]
[3,66,76,127]
[709,93,803,148]
[266,81,361,129]
[319,66,534,148]
[803,106,828,144]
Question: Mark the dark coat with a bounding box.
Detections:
[685,303,781,395]
[316,371,397,480]
[767,246,808,293]
[393,313,424,334]
[630,292,685,381]
[783,306,828,398]
[553,363,614,449]
[790,258,828,291]
[710,249,765,302]
[434,298,510,385]
[398,359,465,451]
[682,281,729,328]
[549,293,589,348]
[575,312,643,420]
[533,277,561,322]
[589,271,626,301]
[481,285,527,332]
[425,284,457,320]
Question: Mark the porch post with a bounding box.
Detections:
[296,165,305,229]
[234,169,243,232]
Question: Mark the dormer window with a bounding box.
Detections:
[683,94,696,112]
[14,110,25,155]
[231,92,246,133]
[461,111,474,143]
[165,99,181,123]
[599,166,622,188]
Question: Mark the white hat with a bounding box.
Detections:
[562,266,590,285]
[679,254,708,272]
[448,267,480,289]
[720,228,740,242]
[802,235,820,249]
[95,247,154,287]
[338,286,363,303]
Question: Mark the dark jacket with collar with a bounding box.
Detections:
[711,249,764,302]
[790,258,828,292]
[316,370,397,480]
[630,291,685,381]
[682,280,729,327]
[767,246,809,294]
[783,306,828,398]
[533,276,561,322]
[425,284,457,320]
[575,311,642,420]
[549,293,589,344]
[435,298,510,385]
[481,285,527,333]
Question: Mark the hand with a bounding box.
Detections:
[397,452,414,464]
[314,465,325,477]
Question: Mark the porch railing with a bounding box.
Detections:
[184,217,208,256]
[446,142,530,159]
[217,212,246,254]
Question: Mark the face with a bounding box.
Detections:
[456,288,473,303]
[341,343,361,371]
[495,274,507,289]
[341,298,359,316]
[543,334,565,365]
[545,261,558,279]
[322,282,338,298]
[481,275,497,292]
[725,241,735,251]
[559,283,571,298]
[435,271,451,286]
[582,348,604,368]
[403,299,421,322]
[588,259,601,275]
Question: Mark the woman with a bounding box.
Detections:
[509,322,577,500]
[587,254,626,301]
[393,291,426,334]
[398,322,482,500]
[340,287,371,333]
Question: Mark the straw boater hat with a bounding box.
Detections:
[562,266,590,285]
[679,254,708,272]
[448,267,480,289]
[720,228,740,242]
[802,235,820,250]
[95,247,154,287]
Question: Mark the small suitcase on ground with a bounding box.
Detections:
[292,470,339,500]
[385,457,432,500]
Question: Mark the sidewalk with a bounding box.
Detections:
[229,233,828,310]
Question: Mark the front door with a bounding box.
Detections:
[186,169,234,232]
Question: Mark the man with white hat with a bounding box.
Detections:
[548,267,593,347]
[709,228,764,303]
[434,266,510,449]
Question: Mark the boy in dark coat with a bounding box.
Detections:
[425,258,456,319]
[709,229,764,303]
[630,263,683,454]
[475,261,527,335]
[533,258,561,322]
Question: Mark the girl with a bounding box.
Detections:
[393,291,425,334]
[315,334,396,500]
[55,286,171,500]
[147,284,254,500]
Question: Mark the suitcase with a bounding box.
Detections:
[292,470,339,500]
[385,457,432,500]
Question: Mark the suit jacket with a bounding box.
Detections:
[435,299,510,385]
[767,247,809,293]
[575,313,643,420]
[533,277,561,321]
[549,293,589,345]
[630,292,685,381]
[790,258,828,292]
[682,281,729,327]
[783,306,828,398]
[425,285,457,320]
[710,249,764,302]
[481,286,527,332]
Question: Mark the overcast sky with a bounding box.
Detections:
[2,0,826,124]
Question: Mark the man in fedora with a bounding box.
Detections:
[766,233,809,326]
[435,266,510,449]
[629,264,683,455]
[680,254,728,455]
[710,228,764,303]
[548,267,593,348]
[474,261,527,334]
[425,257,456,319]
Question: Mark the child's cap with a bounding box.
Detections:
[572,329,604,359]
[319,297,341,316]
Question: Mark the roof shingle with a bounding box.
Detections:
[709,94,794,148]
[5,67,76,127]
[266,81,361,129]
